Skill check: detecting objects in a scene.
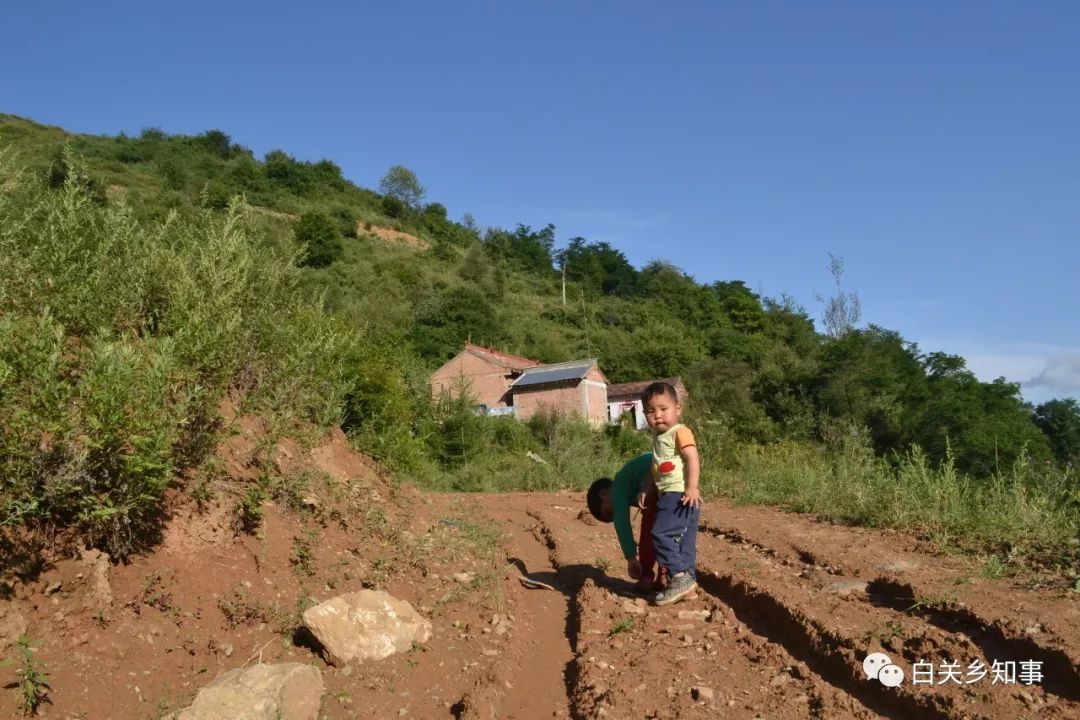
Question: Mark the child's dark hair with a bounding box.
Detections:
[641,381,678,404]
[587,477,613,522]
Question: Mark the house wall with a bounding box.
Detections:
[430,352,513,408]
[583,373,608,427]
[513,383,583,422]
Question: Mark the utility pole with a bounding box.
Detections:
[561,263,567,307]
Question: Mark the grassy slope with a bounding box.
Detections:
[2,112,1076,571]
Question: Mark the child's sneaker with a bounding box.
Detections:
[652,572,698,606]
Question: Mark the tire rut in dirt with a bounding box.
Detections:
[699,517,1077,715]
[696,567,956,720]
[692,525,1074,719]
[867,577,1080,701]
[526,509,601,720]
[527,507,887,719]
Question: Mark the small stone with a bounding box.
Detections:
[770,673,788,687]
[826,580,868,597]
[452,573,474,584]
[691,686,715,702]
[341,666,353,676]
[44,580,63,595]
[221,643,234,658]
[677,610,709,621]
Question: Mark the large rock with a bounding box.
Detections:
[302,590,431,665]
[174,663,323,720]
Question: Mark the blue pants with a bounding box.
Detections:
[651,491,699,577]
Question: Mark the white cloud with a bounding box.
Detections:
[1026,354,1080,393]
[914,338,1080,404]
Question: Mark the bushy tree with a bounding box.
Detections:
[379,165,425,209]
[814,326,926,454]
[1033,398,1080,465]
[196,129,233,159]
[912,353,1052,476]
[558,237,638,296]
[484,223,556,274]
[265,150,313,194]
[295,212,342,268]
[381,195,407,219]
[412,285,501,361]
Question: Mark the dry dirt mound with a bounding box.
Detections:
[358,222,431,249]
[2,425,1077,719]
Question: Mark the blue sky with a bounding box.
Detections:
[3,1,1079,403]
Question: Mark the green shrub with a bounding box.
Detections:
[294,211,342,268]
[381,194,407,219]
[0,167,361,556]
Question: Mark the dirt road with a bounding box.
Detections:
[3,484,1077,719]
[468,492,1080,720]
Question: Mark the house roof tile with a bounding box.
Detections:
[606,377,686,400]
[464,343,542,372]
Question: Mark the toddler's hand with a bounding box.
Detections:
[680,488,702,508]
[636,490,647,509]
[627,557,642,580]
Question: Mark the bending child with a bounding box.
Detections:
[641,381,700,606]
[586,453,666,593]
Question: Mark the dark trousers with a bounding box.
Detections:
[651,491,699,577]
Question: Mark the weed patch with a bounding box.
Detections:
[1,636,50,715]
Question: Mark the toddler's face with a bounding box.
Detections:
[643,392,681,433]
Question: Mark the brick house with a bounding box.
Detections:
[429,345,610,425]
[508,359,609,426]
[606,377,689,430]
[429,343,542,413]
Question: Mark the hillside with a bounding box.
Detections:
[2,111,1078,559]
[0,111,1078,720]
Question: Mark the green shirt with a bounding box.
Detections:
[611,452,653,559]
